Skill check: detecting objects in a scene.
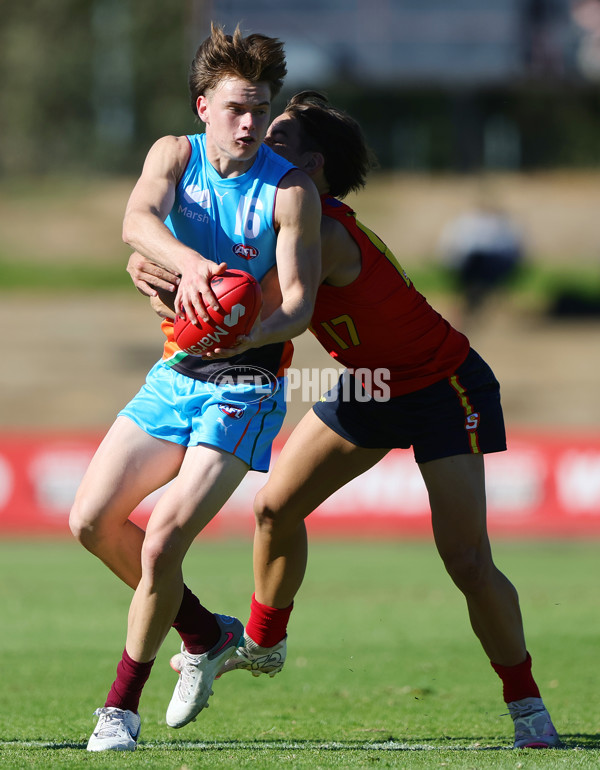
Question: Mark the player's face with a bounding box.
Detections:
[198,76,272,168]
[264,114,309,168]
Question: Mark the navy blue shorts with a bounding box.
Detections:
[312,348,506,464]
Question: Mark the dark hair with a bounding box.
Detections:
[284,90,375,198]
[189,23,287,114]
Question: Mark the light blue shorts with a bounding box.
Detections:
[118,360,287,472]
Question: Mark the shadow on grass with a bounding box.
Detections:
[3,733,599,752]
[139,734,600,752]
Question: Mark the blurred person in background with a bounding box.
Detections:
[69,25,321,752]
[438,198,525,328]
[132,92,559,750]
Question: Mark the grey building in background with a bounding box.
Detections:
[187,0,596,172]
[1,0,598,175]
[194,0,579,87]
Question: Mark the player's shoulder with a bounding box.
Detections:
[147,134,193,163]
[322,212,352,244]
[143,135,193,179]
[320,213,361,284]
[279,174,322,220]
[273,168,322,230]
[321,198,355,247]
[277,166,317,194]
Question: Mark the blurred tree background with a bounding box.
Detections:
[3,0,600,177]
[0,0,191,177]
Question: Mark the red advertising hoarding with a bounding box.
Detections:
[0,429,599,538]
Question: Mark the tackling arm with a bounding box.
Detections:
[250,170,322,347]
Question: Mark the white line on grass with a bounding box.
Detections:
[2,739,511,752]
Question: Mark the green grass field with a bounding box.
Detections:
[0,538,598,769]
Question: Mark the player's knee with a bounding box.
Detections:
[254,487,297,535]
[254,487,277,530]
[140,529,184,586]
[441,546,492,595]
[68,498,105,549]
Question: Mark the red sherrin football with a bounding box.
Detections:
[173,269,262,356]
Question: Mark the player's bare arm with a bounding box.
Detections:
[261,170,322,341]
[205,170,321,359]
[122,135,227,323]
[245,170,321,350]
[257,265,284,320]
[231,215,361,327]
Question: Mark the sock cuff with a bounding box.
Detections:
[246,592,293,647]
[251,592,293,615]
[490,651,532,676]
[491,651,541,703]
[122,647,155,674]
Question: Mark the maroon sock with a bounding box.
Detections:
[245,592,293,648]
[171,584,220,655]
[105,648,155,713]
[491,652,541,703]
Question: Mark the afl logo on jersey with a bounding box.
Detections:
[218,403,246,419]
[232,243,259,260]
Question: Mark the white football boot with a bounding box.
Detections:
[166,613,243,728]
[217,630,287,678]
[508,697,561,749]
[86,707,141,752]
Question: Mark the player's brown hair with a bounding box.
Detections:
[284,90,375,199]
[188,23,287,114]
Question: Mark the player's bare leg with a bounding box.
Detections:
[69,416,185,588]
[253,409,387,608]
[214,410,387,679]
[420,452,560,747]
[121,444,248,728]
[71,418,232,660]
[126,444,247,662]
[419,453,525,665]
[90,444,247,732]
[79,434,248,738]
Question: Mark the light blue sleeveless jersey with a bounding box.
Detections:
[165,133,295,283]
[120,135,297,464]
[161,133,297,381]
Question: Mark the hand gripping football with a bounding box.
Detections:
[173,269,262,356]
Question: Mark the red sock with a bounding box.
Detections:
[105,648,154,713]
[491,652,541,703]
[245,592,293,648]
[171,584,220,655]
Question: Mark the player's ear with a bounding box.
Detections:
[196,95,208,122]
[304,151,324,173]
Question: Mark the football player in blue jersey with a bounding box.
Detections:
[70,24,321,752]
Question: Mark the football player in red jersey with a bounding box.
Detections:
[129,92,560,750]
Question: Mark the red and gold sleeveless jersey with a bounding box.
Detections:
[310,196,469,396]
